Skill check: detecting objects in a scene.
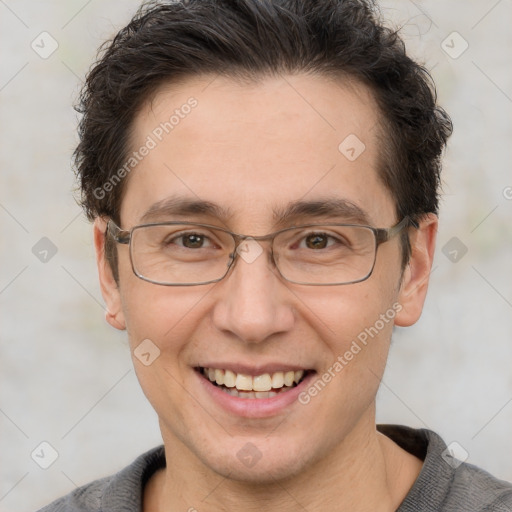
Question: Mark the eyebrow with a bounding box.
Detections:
[139,196,371,228]
[140,196,234,224]
[272,198,371,228]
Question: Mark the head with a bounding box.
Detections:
[77,0,451,483]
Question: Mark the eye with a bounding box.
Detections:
[299,232,342,250]
[167,232,214,249]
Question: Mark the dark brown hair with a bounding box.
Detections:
[74,0,452,275]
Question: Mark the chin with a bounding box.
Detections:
[198,437,312,484]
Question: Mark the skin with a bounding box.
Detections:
[94,73,437,511]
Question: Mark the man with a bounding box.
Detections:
[39,0,512,510]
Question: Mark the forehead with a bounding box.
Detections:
[121,73,394,229]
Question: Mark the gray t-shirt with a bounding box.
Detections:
[37,425,512,511]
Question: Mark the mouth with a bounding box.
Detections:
[195,366,314,399]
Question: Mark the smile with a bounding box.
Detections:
[198,366,310,399]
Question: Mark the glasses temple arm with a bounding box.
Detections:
[376,216,419,243]
[107,220,131,244]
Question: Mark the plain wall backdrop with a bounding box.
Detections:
[1,1,511,510]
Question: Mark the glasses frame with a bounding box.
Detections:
[107,216,416,286]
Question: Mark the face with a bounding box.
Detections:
[95,73,436,483]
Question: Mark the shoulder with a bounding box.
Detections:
[443,461,512,511]
[36,445,165,512]
[378,424,512,512]
[36,476,111,512]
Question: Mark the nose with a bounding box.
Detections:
[211,240,295,344]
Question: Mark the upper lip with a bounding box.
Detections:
[195,362,314,376]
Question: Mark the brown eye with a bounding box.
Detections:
[164,232,214,249]
[181,234,205,248]
[304,234,329,249]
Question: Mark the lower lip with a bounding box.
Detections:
[195,369,317,418]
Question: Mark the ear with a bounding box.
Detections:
[93,217,126,331]
[395,213,437,327]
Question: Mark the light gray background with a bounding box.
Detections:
[1,1,511,510]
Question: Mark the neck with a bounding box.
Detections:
[145,409,422,512]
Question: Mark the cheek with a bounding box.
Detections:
[117,249,190,341]
[121,279,206,349]
[294,286,399,430]
[297,278,399,350]
[119,281,209,428]
[293,280,399,413]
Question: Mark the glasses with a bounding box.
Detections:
[107,217,414,286]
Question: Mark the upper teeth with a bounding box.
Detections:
[203,368,305,392]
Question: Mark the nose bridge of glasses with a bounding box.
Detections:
[232,230,275,243]
[227,231,279,274]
